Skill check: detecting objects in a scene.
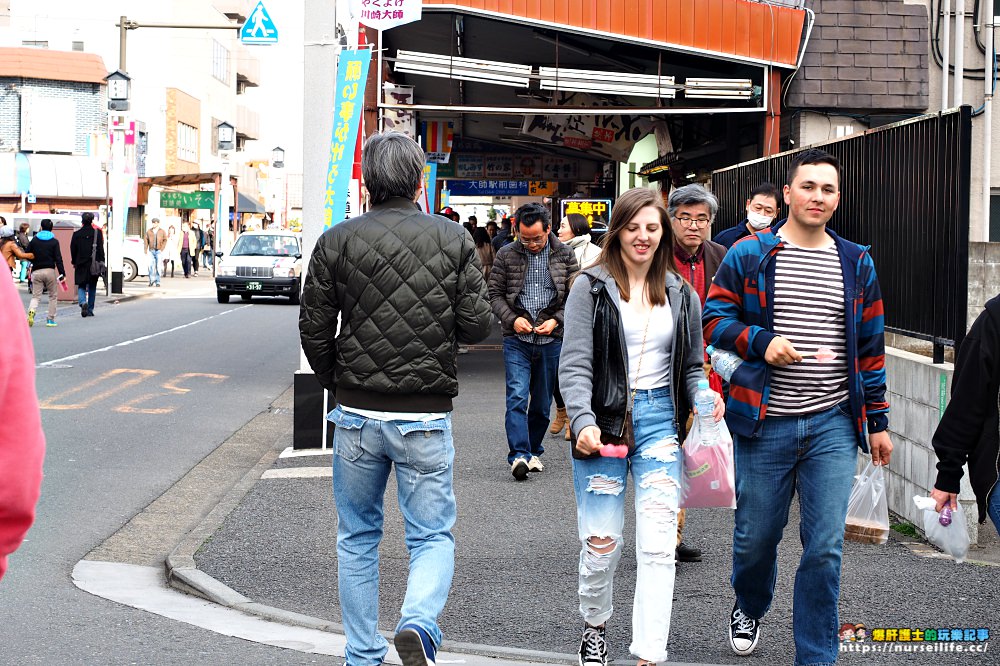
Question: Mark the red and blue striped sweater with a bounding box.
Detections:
[702,223,890,451]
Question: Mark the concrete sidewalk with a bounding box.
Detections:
[16,271,219,311]
[177,336,998,666]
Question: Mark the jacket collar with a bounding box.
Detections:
[757,218,869,262]
[371,197,420,213]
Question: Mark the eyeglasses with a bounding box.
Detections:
[674,215,711,229]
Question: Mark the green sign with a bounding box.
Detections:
[159,190,216,210]
[939,373,947,421]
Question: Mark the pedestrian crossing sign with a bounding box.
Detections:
[241,1,278,45]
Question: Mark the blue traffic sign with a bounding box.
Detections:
[241,1,278,45]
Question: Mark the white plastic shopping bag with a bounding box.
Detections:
[913,496,971,564]
[844,461,889,544]
[680,417,736,509]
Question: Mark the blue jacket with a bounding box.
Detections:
[702,222,890,450]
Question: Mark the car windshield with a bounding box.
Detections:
[230,235,300,257]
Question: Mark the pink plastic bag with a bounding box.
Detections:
[681,417,736,509]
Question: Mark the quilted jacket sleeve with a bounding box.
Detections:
[299,234,341,392]
[455,232,494,344]
[488,248,519,327]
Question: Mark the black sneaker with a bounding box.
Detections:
[676,541,702,562]
[729,603,761,656]
[578,624,608,666]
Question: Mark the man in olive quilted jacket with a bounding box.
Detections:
[299,132,493,666]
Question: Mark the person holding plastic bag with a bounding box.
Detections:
[560,187,723,666]
[929,294,1000,537]
[703,149,893,665]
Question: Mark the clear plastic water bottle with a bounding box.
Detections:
[694,379,722,445]
[706,345,743,382]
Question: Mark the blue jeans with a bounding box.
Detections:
[503,336,561,464]
[731,403,858,666]
[572,386,681,663]
[149,249,162,284]
[988,486,1000,536]
[327,407,456,666]
[77,281,97,313]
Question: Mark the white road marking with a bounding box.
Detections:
[37,306,252,368]
[261,467,331,479]
[278,446,332,458]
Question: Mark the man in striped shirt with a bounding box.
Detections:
[703,148,892,666]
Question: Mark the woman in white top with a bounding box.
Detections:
[559,187,724,666]
[558,212,602,268]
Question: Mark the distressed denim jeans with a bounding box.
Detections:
[731,402,858,666]
[503,336,561,464]
[327,406,457,666]
[148,249,161,285]
[572,386,681,664]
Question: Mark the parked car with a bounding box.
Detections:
[215,230,303,304]
[122,237,149,282]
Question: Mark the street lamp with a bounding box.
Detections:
[104,69,131,112]
[215,121,235,259]
[217,120,235,151]
[271,146,285,169]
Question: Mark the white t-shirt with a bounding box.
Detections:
[619,297,673,390]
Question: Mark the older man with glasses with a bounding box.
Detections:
[666,183,728,564]
[489,202,579,480]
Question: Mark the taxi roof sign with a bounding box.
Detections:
[241,1,278,45]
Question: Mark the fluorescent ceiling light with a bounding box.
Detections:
[394,50,531,88]
[684,78,754,99]
[538,67,676,98]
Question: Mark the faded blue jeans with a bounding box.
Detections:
[327,407,456,666]
[572,386,681,664]
[731,402,858,666]
[148,249,162,285]
[503,336,561,464]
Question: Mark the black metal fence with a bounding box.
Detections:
[711,106,972,357]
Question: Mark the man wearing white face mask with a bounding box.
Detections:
[712,182,780,249]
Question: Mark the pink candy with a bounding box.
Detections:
[599,444,629,458]
[814,346,837,362]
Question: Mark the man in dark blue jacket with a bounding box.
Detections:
[711,182,780,249]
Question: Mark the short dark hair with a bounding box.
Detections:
[787,149,841,187]
[566,213,590,237]
[81,212,95,224]
[500,216,512,230]
[468,215,477,224]
[41,218,53,231]
[361,132,425,204]
[514,203,550,231]
[748,182,779,203]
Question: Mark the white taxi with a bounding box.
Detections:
[215,230,303,304]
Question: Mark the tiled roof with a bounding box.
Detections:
[0,47,108,84]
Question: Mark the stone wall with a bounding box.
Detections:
[882,348,982,541]
[968,242,1000,329]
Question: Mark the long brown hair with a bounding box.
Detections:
[599,187,678,306]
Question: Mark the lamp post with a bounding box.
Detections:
[270,146,286,228]
[104,69,131,294]
[215,121,235,260]
[271,146,285,168]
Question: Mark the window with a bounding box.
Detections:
[72,41,84,51]
[21,40,48,48]
[177,122,198,162]
[212,40,230,84]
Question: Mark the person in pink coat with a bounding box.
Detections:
[0,268,45,581]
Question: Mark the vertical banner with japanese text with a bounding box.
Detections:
[324,48,371,230]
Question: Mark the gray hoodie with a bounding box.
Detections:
[559,264,706,439]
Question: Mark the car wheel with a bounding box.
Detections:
[241,294,252,302]
[123,258,138,282]
[217,291,230,303]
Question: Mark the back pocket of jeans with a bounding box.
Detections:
[393,418,452,474]
[327,408,366,462]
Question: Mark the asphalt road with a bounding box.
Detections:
[1,280,338,665]
[199,335,1000,666]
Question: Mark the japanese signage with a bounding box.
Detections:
[420,162,438,212]
[562,199,612,227]
[421,120,453,164]
[521,92,654,162]
[324,49,371,229]
[455,155,485,178]
[382,84,415,138]
[159,191,215,210]
[447,180,556,196]
[353,0,422,30]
